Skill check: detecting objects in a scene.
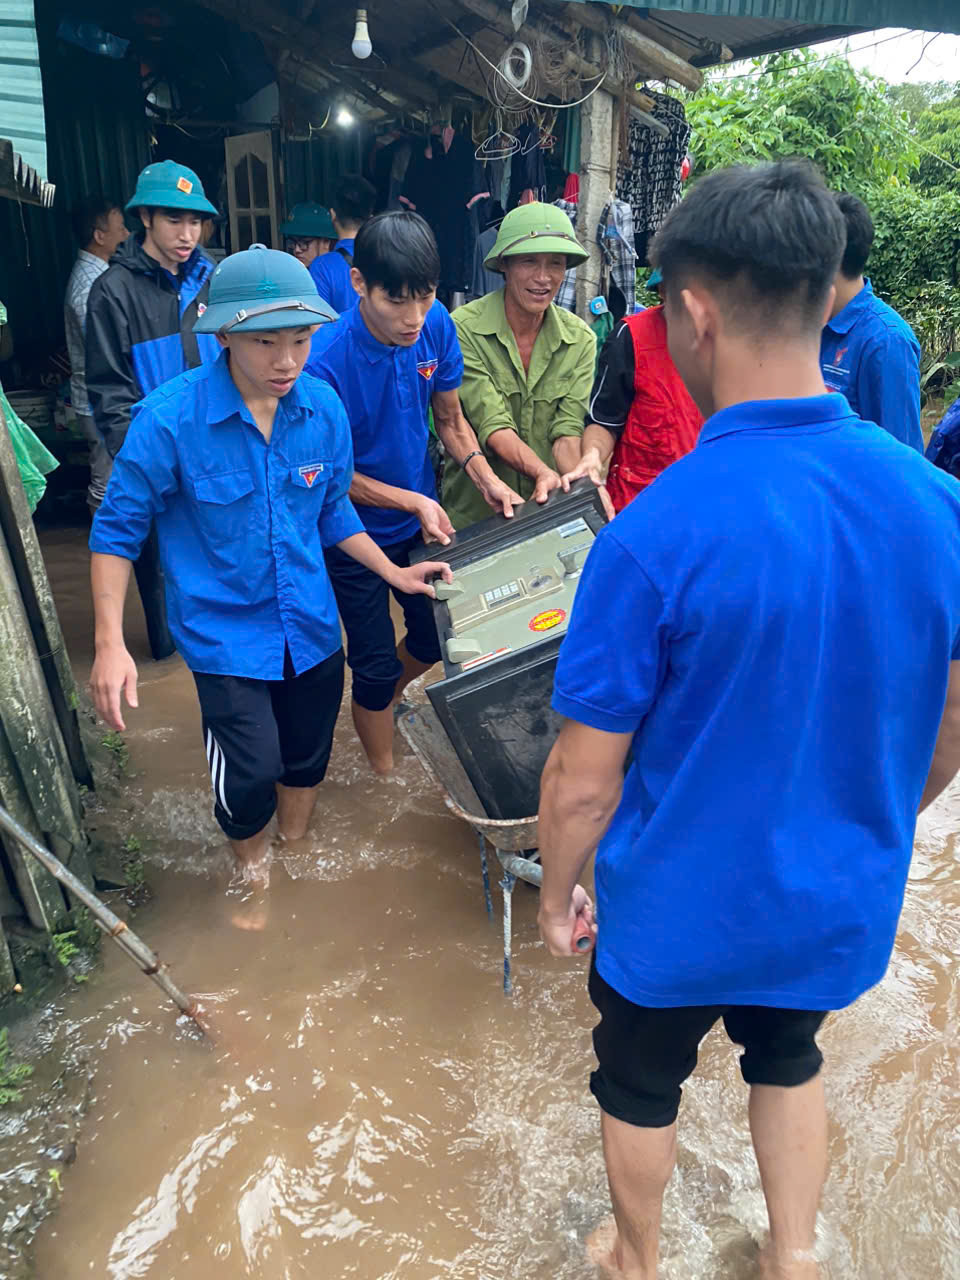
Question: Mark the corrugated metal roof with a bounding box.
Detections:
[567,1,960,62]
[0,0,47,188]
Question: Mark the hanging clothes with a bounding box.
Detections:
[597,198,637,320]
[617,91,692,264]
[553,197,580,313]
[508,122,547,209]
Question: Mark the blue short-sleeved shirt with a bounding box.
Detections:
[553,394,960,1012]
[309,238,356,314]
[821,279,923,452]
[306,298,464,545]
[89,351,364,679]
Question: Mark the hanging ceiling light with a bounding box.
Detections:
[351,8,372,59]
[336,105,356,127]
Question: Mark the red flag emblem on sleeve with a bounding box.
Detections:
[298,463,324,487]
[417,360,438,380]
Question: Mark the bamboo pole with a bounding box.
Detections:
[0,803,209,1038]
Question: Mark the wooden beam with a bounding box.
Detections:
[556,3,702,91]
[446,0,656,109]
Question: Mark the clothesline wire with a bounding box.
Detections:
[430,5,608,110]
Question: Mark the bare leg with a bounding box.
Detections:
[587,1112,676,1279]
[352,700,396,775]
[395,638,433,700]
[351,642,435,775]
[751,1077,827,1280]
[227,827,272,932]
[275,782,320,841]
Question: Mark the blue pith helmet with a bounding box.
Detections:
[280,202,337,240]
[125,160,218,215]
[193,245,339,334]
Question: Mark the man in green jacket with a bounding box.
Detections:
[443,204,596,530]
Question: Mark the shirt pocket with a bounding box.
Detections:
[192,469,257,551]
[286,459,332,539]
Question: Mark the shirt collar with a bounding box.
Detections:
[335,237,355,253]
[77,249,106,268]
[700,394,857,446]
[346,302,398,365]
[206,349,315,426]
[825,277,875,336]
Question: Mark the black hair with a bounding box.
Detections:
[353,211,441,298]
[332,174,377,226]
[651,159,845,335]
[71,196,121,247]
[835,192,875,279]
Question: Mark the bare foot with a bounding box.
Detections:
[586,1218,656,1279]
[227,855,271,931]
[758,1244,820,1280]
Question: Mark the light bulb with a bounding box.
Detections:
[351,8,372,59]
[336,106,355,127]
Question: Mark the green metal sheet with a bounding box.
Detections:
[0,0,47,185]
[568,1,960,38]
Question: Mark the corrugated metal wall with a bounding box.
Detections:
[0,0,47,180]
[0,42,149,371]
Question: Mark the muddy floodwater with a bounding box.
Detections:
[28,528,960,1278]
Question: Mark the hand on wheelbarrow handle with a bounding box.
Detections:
[572,915,596,954]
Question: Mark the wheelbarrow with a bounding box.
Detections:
[398,703,543,995]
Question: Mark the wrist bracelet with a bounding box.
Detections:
[461,449,484,472]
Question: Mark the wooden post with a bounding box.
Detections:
[0,405,93,791]
[577,75,615,316]
[0,722,67,932]
[0,921,16,994]
[0,515,87,862]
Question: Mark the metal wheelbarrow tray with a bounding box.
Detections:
[398,703,544,995]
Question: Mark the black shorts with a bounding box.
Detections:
[324,533,441,712]
[588,957,828,1129]
[193,648,345,841]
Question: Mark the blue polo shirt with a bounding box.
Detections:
[309,238,356,314]
[821,279,923,451]
[306,299,464,545]
[554,394,960,1011]
[90,351,364,679]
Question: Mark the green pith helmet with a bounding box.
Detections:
[484,202,588,274]
[193,245,338,334]
[280,202,337,240]
[125,160,218,215]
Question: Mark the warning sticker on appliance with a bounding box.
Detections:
[529,608,567,633]
[462,646,512,670]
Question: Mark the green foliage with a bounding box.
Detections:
[0,1026,33,1105]
[52,930,80,968]
[688,52,918,190]
[913,98,960,194]
[885,80,958,126]
[100,730,129,773]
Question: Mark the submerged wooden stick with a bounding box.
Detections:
[0,803,209,1038]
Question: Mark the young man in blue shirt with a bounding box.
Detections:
[308,174,377,314]
[820,192,923,451]
[307,212,521,774]
[537,162,960,1280]
[88,247,450,921]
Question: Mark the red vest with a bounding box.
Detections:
[607,306,703,513]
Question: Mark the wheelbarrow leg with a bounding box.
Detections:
[476,831,493,921]
[499,855,516,997]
